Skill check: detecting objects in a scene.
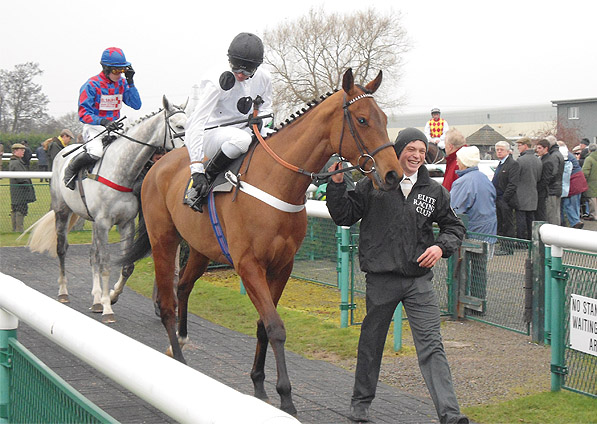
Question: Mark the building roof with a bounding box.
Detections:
[551,97,597,105]
[466,125,507,146]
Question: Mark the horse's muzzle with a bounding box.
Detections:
[372,169,400,191]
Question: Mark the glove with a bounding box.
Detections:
[125,66,135,86]
[100,119,123,133]
[191,172,209,197]
[248,116,263,132]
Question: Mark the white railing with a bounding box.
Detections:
[0,273,299,424]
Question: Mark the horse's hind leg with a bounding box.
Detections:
[55,210,71,303]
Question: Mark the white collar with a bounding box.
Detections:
[401,171,418,185]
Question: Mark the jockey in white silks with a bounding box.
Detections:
[183,32,273,212]
[64,47,142,190]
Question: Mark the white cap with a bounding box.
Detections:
[456,146,481,168]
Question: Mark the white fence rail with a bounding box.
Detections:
[0,273,299,424]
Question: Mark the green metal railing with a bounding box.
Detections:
[0,327,116,423]
[545,246,597,398]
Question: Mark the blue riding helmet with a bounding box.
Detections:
[100,47,131,67]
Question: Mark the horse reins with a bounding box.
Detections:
[251,90,393,180]
[111,108,186,152]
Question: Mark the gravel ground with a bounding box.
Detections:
[336,319,552,408]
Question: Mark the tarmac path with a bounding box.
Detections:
[1,244,439,423]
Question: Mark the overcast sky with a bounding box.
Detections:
[2,0,595,122]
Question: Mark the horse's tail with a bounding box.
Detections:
[18,211,78,257]
[117,217,152,265]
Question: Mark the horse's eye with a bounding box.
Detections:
[357,117,367,125]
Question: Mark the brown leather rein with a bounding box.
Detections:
[251,92,394,180]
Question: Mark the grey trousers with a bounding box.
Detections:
[352,271,462,424]
[546,195,561,225]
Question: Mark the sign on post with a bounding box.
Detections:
[570,294,597,356]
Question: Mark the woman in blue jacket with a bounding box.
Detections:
[450,146,497,312]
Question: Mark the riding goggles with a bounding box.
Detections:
[229,60,258,77]
[110,68,128,74]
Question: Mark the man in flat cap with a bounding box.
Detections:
[47,129,75,171]
[9,143,36,232]
[326,128,468,424]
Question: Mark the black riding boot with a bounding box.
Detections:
[184,150,234,212]
[64,151,97,190]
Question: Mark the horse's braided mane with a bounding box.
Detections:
[123,108,163,131]
[272,89,339,132]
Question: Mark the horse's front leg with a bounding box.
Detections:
[55,210,70,303]
[175,247,209,348]
[239,262,296,416]
[89,232,103,313]
[92,221,115,324]
[111,219,136,304]
[251,319,270,402]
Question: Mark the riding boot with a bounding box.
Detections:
[184,150,235,212]
[64,152,97,190]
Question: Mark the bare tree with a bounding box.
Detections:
[263,7,410,120]
[0,62,50,133]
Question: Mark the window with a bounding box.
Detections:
[568,106,579,120]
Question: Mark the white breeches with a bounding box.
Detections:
[82,124,105,158]
[190,127,252,174]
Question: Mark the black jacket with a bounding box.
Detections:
[492,155,520,209]
[544,145,565,197]
[326,165,465,277]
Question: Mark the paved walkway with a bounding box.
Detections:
[1,244,438,423]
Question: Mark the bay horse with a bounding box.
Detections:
[23,96,186,324]
[425,141,446,164]
[121,69,402,415]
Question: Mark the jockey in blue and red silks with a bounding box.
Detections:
[64,47,142,190]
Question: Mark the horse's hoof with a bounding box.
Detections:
[165,346,173,358]
[281,404,298,417]
[57,294,70,304]
[101,314,116,324]
[90,303,103,313]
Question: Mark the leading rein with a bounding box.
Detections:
[251,91,394,181]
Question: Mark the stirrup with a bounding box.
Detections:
[183,184,206,213]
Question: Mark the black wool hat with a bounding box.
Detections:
[394,127,428,158]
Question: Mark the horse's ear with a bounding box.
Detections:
[180,97,189,111]
[162,95,171,110]
[365,70,383,94]
[342,68,354,94]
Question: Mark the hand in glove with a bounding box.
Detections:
[100,119,123,133]
[248,116,263,131]
[125,66,135,86]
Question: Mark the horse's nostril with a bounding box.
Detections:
[385,171,399,188]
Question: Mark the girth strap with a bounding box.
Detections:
[207,191,233,265]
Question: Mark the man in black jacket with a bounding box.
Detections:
[492,141,520,253]
[326,128,467,424]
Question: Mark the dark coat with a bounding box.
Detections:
[9,155,36,205]
[47,137,66,171]
[492,155,520,209]
[516,150,542,211]
[546,144,565,197]
[326,165,465,277]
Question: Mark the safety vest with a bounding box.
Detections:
[428,118,445,138]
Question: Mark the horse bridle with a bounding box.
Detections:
[251,89,394,180]
[111,107,185,152]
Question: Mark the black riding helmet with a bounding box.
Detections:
[228,32,264,76]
